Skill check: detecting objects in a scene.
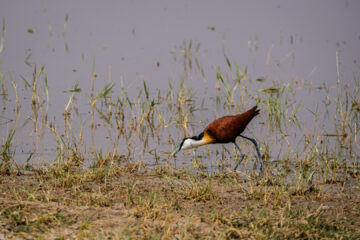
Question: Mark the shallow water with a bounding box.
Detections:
[0,1,359,170]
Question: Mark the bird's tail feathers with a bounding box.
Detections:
[249,105,260,117]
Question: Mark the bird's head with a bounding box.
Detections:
[171,137,194,156]
[171,132,214,157]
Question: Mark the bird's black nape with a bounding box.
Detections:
[190,132,204,141]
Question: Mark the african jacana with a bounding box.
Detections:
[171,106,264,171]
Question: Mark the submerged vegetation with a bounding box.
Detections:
[0,22,359,239]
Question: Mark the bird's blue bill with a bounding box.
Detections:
[171,143,182,156]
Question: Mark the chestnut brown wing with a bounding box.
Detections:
[204,106,259,143]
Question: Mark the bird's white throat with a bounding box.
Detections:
[181,138,207,150]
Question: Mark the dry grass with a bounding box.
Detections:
[0,164,359,239]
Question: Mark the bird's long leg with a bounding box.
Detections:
[233,142,245,170]
[239,134,264,171]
